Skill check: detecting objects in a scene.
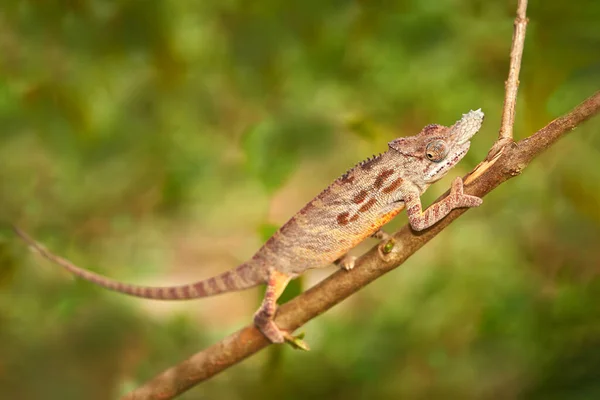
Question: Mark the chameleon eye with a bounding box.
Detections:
[425,140,448,162]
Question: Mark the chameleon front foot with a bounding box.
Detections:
[450,177,483,208]
[254,316,310,351]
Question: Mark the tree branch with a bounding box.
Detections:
[498,0,528,143]
[122,90,600,400]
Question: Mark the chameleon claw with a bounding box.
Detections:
[283,331,310,351]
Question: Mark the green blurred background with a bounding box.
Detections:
[1,0,600,399]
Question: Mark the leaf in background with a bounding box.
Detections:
[344,113,381,141]
[258,223,280,243]
[0,233,18,288]
[242,113,333,193]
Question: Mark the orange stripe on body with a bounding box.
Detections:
[377,207,404,226]
[329,206,405,263]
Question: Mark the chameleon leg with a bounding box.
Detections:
[405,177,482,231]
[253,269,309,350]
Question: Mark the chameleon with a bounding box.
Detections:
[15,109,484,350]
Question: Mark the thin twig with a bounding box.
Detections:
[119,91,598,399]
[494,0,529,154]
[499,0,528,140]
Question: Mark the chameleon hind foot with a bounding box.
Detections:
[254,269,309,350]
[254,315,310,351]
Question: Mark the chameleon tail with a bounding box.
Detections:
[14,227,266,300]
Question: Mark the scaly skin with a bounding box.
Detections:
[15,109,485,350]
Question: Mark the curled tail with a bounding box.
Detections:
[14,227,267,300]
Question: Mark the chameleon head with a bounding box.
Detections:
[388,109,484,184]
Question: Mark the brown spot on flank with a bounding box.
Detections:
[382,177,404,193]
[358,198,377,213]
[374,169,394,189]
[352,190,369,204]
[337,212,350,226]
[182,285,191,298]
[169,287,178,299]
[349,214,359,222]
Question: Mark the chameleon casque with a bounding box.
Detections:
[16,109,484,350]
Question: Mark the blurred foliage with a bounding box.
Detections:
[1,0,600,399]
